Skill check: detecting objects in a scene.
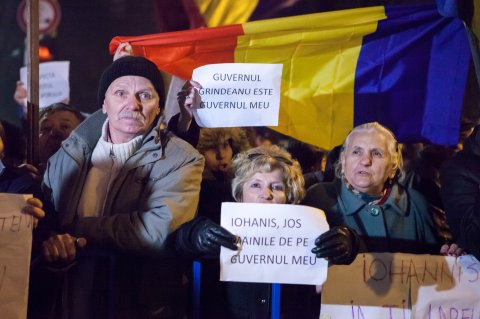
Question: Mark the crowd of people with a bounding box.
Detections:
[2,49,478,319]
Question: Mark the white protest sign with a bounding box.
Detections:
[0,193,34,319]
[192,63,282,127]
[413,254,480,319]
[220,202,329,285]
[320,253,480,319]
[20,61,70,108]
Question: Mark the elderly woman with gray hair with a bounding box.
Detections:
[176,144,358,319]
[303,122,442,254]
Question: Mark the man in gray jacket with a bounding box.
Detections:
[37,56,204,319]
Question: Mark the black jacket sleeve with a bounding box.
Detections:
[167,113,200,147]
[440,153,480,259]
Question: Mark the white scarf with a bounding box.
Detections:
[77,120,142,218]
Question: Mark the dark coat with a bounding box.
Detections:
[33,111,204,319]
[440,125,480,259]
[0,164,55,255]
[303,179,440,254]
[0,165,43,196]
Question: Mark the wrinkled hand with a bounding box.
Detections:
[176,80,202,132]
[42,233,87,264]
[191,218,239,255]
[22,197,45,229]
[440,243,465,257]
[113,42,133,61]
[311,226,359,265]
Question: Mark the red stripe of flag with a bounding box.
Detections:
[110,24,244,79]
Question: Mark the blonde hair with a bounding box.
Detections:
[335,122,404,180]
[231,145,305,204]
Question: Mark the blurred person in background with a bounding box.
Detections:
[285,138,325,188]
[441,124,480,260]
[38,103,85,169]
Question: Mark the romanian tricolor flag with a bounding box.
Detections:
[111,5,471,150]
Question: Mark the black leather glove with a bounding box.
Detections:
[189,217,239,255]
[311,226,359,265]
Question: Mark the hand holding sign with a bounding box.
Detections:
[188,217,239,255]
[176,80,203,133]
[113,42,133,61]
[21,197,45,229]
[439,243,465,257]
[312,226,360,265]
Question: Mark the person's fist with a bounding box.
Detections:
[113,42,133,61]
[41,233,87,264]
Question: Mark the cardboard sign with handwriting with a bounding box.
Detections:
[321,253,480,319]
[0,193,33,319]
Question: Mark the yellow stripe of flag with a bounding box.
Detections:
[236,6,385,148]
[474,0,480,40]
[194,0,259,27]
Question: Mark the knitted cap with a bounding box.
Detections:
[98,56,165,109]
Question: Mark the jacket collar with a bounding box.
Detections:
[70,110,165,150]
[336,179,408,216]
[67,110,168,166]
[72,110,107,150]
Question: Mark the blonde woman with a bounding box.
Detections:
[176,145,358,319]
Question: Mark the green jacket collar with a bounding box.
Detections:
[336,179,408,217]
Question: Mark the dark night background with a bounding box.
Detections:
[0,0,475,126]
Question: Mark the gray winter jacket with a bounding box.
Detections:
[40,110,204,319]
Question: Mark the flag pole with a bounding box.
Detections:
[26,0,39,165]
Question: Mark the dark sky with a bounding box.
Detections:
[0,0,176,123]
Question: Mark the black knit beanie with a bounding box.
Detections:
[98,56,165,109]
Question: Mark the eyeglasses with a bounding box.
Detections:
[247,153,293,165]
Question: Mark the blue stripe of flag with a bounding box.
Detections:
[354,4,471,145]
